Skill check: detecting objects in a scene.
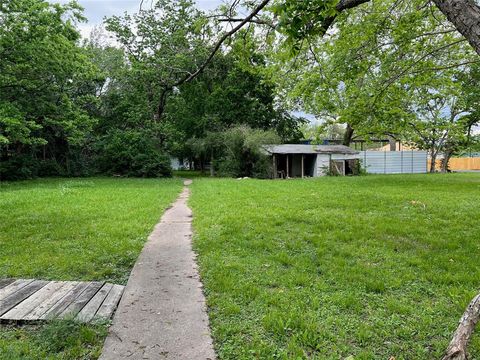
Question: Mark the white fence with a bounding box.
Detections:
[362,151,428,174]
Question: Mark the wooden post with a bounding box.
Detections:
[301,154,305,178]
[286,155,289,178]
[272,154,276,179]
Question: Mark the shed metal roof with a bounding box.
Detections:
[263,144,359,155]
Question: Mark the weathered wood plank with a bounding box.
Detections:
[0,279,15,290]
[0,279,123,323]
[25,282,79,320]
[1,281,64,320]
[59,282,104,319]
[41,282,91,320]
[76,283,113,323]
[94,284,124,321]
[0,279,34,301]
[0,280,48,316]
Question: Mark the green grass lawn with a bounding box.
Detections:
[0,177,182,359]
[190,174,480,360]
[0,178,182,283]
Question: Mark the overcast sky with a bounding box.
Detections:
[52,0,225,38]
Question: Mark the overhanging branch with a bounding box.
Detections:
[174,0,271,86]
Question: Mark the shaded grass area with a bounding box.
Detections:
[190,174,480,359]
[0,178,182,284]
[0,177,182,359]
[0,321,107,360]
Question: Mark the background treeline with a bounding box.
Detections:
[3,0,480,180]
[0,0,304,180]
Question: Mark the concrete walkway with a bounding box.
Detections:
[100,181,215,360]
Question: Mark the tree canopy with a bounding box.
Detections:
[1,0,479,179]
[0,0,306,180]
[0,0,99,178]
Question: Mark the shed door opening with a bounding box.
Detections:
[330,159,360,176]
[330,160,345,176]
[274,154,316,178]
[345,159,359,175]
[303,155,316,177]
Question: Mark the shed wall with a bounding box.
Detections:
[331,154,361,160]
[316,154,330,176]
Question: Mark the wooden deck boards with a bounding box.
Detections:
[0,279,124,324]
[0,279,15,290]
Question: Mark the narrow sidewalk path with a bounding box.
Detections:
[100,180,215,360]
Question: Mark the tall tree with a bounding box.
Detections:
[268,0,476,146]
[105,0,212,121]
[0,0,99,179]
[403,85,467,172]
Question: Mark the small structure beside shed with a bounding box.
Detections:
[263,144,361,178]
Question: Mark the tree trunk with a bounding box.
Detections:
[432,0,480,55]
[443,293,480,360]
[343,123,355,146]
[155,87,171,121]
[389,136,397,151]
[430,151,437,173]
[441,150,454,173]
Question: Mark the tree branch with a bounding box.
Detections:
[174,0,271,87]
[442,294,480,360]
[378,38,467,94]
[217,17,276,29]
[410,60,480,73]
[319,0,371,35]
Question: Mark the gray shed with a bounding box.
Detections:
[263,144,361,178]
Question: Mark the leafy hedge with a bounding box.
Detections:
[96,130,172,178]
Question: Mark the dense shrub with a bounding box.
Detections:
[0,131,172,180]
[212,126,280,178]
[0,155,37,180]
[0,154,94,180]
[36,160,64,177]
[96,130,172,178]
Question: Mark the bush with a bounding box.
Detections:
[37,159,63,177]
[0,146,97,180]
[130,152,172,177]
[213,125,280,178]
[96,130,172,178]
[0,154,36,180]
